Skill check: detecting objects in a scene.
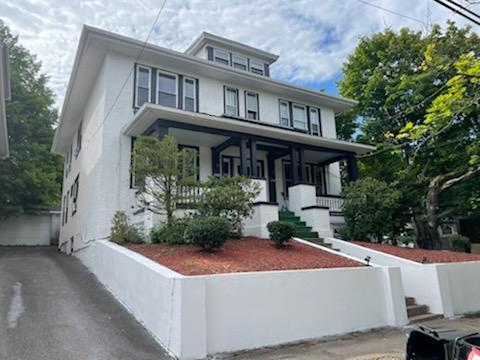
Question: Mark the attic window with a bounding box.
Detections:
[214,49,230,66]
[249,59,264,75]
[232,54,247,70]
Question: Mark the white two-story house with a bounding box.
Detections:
[52,26,374,251]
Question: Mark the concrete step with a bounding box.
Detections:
[407,304,429,317]
[405,297,416,306]
[408,313,443,324]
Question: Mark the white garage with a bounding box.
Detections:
[0,211,60,246]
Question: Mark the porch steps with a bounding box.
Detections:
[405,297,442,323]
[278,211,319,240]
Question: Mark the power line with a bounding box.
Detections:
[88,0,168,143]
[433,0,480,25]
[355,0,426,25]
[445,0,480,19]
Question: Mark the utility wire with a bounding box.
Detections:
[433,0,480,25]
[88,0,168,144]
[355,0,425,25]
[445,0,480,19]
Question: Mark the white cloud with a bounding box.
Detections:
[0,0,475,108]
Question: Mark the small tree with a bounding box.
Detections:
[133,135,197,225]
[198,176,260,237]
[110,211,143,244]
[341,178,400,242]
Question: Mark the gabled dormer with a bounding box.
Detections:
[184,32,279,77]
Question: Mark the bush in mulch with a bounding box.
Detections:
[184,216,231,252]
[449,235,471,253]
[150,218,192,245]
[267,221,295,247]
[110,211,144,244]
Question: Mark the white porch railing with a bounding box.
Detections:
[316,195,343,213]
[177,185,204,208]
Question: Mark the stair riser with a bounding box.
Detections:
[409,314,443,324]
[405,297,416,306]
[407,305,429,317]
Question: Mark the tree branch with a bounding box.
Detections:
[440,167,480,192]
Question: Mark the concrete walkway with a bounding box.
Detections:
[0,246,170,360]
[221,315,480,360]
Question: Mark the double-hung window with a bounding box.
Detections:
[214,49,230,66]
[224,87,239,116]
[249,59,264,75]
[232,54,247,70]
[292,104,307,131]
[245,91,259,120]
[157,72,177,108]
[279,100,290,127]
[183,77,196,112]
[71,175,79,216]
[135,65,151,107]
[309,108,321,136]
[75,120,82,157]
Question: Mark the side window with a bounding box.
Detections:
[135,65,151,108]
[183,77,196,112]
[72,175,79,216]
[309,108,321,136]
[75,120,83,157]
[224,86,239,116]
[279,100,290,127]
[245,91,259,120]
[65,190,69,224]
[157,72,177,108]
[68,143,72,173]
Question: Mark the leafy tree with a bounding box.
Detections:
[338,22,480,248]
[341,178,400,242]
[197,176,260,237]
[110,210,144,244]
[0,20,63,217]
[133,135,198,225]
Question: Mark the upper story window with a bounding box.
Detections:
[232,54,247,70]
[309,108,321,136]
[245,91,259,120]
[183,77,196,112]
[292,104,307,131]
[249,59,264,76]
[135,65,151,107]
[75,120,82,157]
[214,49,230,66]
[224,86,239,116]
[71,174,79,216]
[157,71,177,108]
[279,100,290,127]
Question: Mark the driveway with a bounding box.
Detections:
[0,246,170,360]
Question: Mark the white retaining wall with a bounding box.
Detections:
[76,240,407,359]
[327,238,480,317]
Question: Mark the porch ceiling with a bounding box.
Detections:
[124,104,376,156]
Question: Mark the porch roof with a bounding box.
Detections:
[123,104,375,156]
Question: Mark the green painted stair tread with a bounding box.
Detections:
[278,210,319,240]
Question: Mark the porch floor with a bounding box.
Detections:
[127,237,362,275]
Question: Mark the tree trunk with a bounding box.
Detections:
[426,178,442,249]
[413,216,432,249]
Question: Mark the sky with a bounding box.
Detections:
[0,0,477,109]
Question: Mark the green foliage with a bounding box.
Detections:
[342,178,400,241]
[184,216,231,251]
[449,234,471,253]
[110,211,144,244]
[267,221,295,247]
[398,235,415,247]
[198,176,260,237]
[0,20,63,218]
[150,217,192,244]
[133,135,198,225]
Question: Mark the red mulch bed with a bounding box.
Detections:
[352,241,480,264]
[127,237,362,275]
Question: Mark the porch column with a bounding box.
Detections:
[240,137,249,176]
[250,139,258,178]
[267,153,276,202]
[290,146,299,185]
[299,146,307,183]
[346,153,359,181]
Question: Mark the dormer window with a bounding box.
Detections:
[249,59,264,76]
[214,49,230,66]
[232,54,247,70]
[157,71,177,108]
[135,65,151,107]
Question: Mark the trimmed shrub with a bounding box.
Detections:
[398,235,415,247]
[267,221,295,247]
[150,218,192,244]
[449,235,471,253]
[110,211,144,244]
[184,216,231,251]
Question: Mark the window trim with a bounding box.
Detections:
[135,65,152,108]
[182,77,197,112]
[249,59,264,75]
[213,48,231,66]
[245,91,259,120]
[232,53,247,70]
[309,107,321,136]
[278,99,291,128]
[224,86,239,117]
[72,174,79,216]
[75,120,83,158]
[292,103,307,131]
[156,70,178,108]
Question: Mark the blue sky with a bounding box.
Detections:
[0,0,475,108]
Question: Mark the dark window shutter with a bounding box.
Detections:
[207,46,213,61]
[178,75,184,109]
[264,64,270,77]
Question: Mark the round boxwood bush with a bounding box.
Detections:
[267,221,295,247]
[449,235,471,253]
[150,218,192,244]
[184,216,231,251]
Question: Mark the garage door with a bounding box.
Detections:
[0,215,52,246]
